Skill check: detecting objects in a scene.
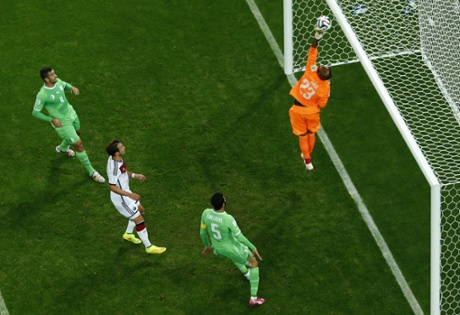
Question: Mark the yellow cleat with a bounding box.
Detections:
[146,245,167,255]
[123,233,142,244]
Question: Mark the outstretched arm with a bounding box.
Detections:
[312,38,319,48]
[200,222,212,255]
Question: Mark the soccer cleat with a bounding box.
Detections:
[146,245,167,255]
[301,153,314,171]
[249,297,265,306]
[123,233,142,244]
[55,145,75,157]
[90,170,106,183]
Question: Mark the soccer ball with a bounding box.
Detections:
[316,16,332,31]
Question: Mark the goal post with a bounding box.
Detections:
[283,0,360,74]
[284,0,460,314]
[283,0,293,75]
[431,184,441,315]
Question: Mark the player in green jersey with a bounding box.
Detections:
[200,193,265,306]
[32,67,105,183]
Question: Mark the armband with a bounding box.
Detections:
[131,173,136,179]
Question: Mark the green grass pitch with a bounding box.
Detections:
[0,1,429,314]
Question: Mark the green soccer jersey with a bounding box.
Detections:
[33,79,75,123]
[200,208,256,251]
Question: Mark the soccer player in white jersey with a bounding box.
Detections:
[32,67,105,183]
[105,139,166,255]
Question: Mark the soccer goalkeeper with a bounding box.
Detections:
[289,25,332,171]
[200,193,264,306]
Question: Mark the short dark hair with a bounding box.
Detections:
[106,139,121,156]
[40,67,53,81]
[318,65,332,80]
[210,193,225,210]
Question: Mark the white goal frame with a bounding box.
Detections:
[284,0,442,313]
[325,2,442,310]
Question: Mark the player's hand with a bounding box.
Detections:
[314,24,323,32]
[135,174,146,182]
[314,30,324,40]
[129,192,140,201]
[70,87,80,95]
[201,247,213,256]
[252,249,263,261]
[51,118,63,128]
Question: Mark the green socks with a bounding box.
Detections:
[234,263,248,274]
[76,151,95,174]
[249,267,260,297]
[59,139,72,151]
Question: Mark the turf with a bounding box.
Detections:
[0,0,429,314]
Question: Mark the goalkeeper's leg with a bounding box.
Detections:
[299,134,311,159]
[307,132,316,156]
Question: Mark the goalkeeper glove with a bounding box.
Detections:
[314,24,325,40]
[314,30,324,40]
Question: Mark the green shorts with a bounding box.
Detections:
[214,242,251,265]
[52,113,81,144]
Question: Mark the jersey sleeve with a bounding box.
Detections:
[200,211,211,247]
[227,215,242,236]
[228,216,256,251]
[106,159,119,185]
[235,232,256,251]
[32,93,52,122]
[60,79,73,92]
[306,46,318,70]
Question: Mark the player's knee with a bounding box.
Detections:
[139,204,145,214]
[74,140,84,152]
[135,220,146,231]
[247,256,258,268]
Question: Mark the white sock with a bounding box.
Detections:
[125,220,136,234]
[136,227,152,248]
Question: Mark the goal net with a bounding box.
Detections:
[284,0,460,314]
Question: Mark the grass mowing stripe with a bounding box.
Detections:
[0,291,9,315]
[246,0,424,314]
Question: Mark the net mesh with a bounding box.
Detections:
[290,0,460,313]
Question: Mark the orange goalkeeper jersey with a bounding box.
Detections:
[289,46,330,114]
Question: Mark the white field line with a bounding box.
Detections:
[244,1,424,314]
[0,291,9,315]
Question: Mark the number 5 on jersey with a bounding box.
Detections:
[211,223,222,240]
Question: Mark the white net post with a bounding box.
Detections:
[284,0,460,313]
[284,0,294,75]
[431,184,441,315]
[283,0,359,73]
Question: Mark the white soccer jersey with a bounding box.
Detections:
[106,156,140,219]
[107,155,130,191]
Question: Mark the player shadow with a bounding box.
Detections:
[4,156,89,227]
[54,247,168,310]
[198,73,288,186]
